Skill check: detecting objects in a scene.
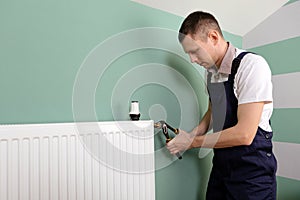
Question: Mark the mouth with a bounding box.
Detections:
[199,62,207,67]
[200,62,214,69]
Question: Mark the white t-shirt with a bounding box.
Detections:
[206,48,273,132]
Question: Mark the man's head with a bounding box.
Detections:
[178,11,227,69]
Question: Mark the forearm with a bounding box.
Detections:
[191,125,249,149]
[168,102,264,155]
[191,102,264,149]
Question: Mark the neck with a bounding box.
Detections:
[215,41,229,68]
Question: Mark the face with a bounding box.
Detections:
[181,34,216,69]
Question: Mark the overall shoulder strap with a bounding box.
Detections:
[207,71,212,84]
[230,51,254,80]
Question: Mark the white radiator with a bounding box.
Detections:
[0,120,155,200]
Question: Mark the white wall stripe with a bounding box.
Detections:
[274,141,300,181]
[131,0,288,36]
[272,72,300,109]
[243,1,300,49]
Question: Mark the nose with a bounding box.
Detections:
[189,54,197,63]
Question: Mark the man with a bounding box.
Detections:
[166,11,277,199]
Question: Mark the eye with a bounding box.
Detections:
[192,48,201,54]
[189,49,198,54]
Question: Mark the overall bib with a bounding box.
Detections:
[206,52,277,200]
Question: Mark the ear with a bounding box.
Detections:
[208,30,219,45]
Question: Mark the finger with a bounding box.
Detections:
[167,138,175,144]
[166,145,176,152]
[167,145,178,152]
[170,149,179,155]
[166,144,172,151]
[166,145,178,154]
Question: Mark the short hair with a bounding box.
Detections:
[178,11,223,42]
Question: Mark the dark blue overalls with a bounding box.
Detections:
[206,52,277,200]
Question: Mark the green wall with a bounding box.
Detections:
[250,35,300,199]
[0,1,242,199]
[247,2,300,197]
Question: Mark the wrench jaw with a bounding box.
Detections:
[154,120,179,134]
[162,123,170,141]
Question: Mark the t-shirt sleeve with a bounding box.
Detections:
[234,54,273,105]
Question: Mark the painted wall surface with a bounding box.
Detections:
[3,0,299,199]
[0,0,241,200]
[244,1,300,199]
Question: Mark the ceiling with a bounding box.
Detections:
[132,0,289,36]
